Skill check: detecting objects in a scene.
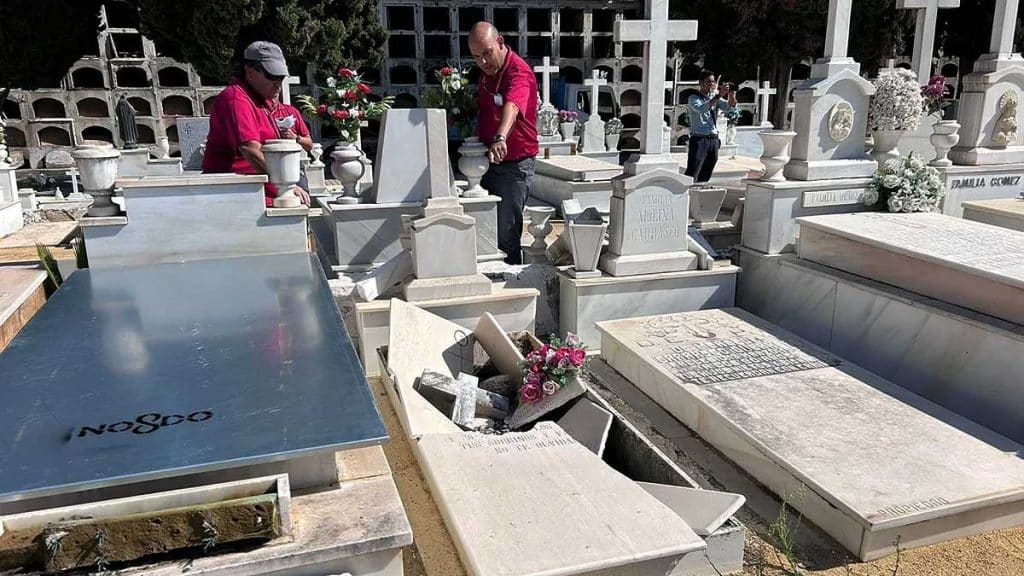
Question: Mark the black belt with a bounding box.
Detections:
[690,133,719,140]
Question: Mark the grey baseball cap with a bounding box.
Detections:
[243,41,289,77]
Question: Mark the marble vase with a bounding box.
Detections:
[871,129,905,165]
[72,145,122,217]
[559,122,577,141]
[331,143,365,204]
[458,137,490,198]
[929,121,961,167]
[525,206,555,250]
[263,138,304,208]
[725,124,738,146]
[606,132,620,151]
[758,130,797,182]
[566,221,607,278]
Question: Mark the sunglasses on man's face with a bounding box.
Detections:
[261,70,286,82]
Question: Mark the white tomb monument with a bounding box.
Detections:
[741,0,876,255]
[313,108,503,272]
[581,70,608,153]
[598,308,1024,561]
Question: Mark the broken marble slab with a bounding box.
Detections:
[473,312,525,378]
[415,423,705,576]
[354,251,413,301]
[556,398,613,457]
[451,373,480,427]
[507,375,588,429]
[638,482,746,537]
[414,369,510,420]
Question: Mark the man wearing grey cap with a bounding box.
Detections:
[203,41,313,206]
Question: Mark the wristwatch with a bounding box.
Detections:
[491,134,507,144]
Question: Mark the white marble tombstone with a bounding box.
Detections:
[599,170,697,276]
[404,212,491,301]
[371,108,453,203]
[176,117,211,171]
[582,70,608,152]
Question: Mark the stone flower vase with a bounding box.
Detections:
[929,121,961,167]
[566,220,607,277]
[606,132,621,150]
[458,137,490,198]
[331,143,366,204]
[871,129,905,164]
[726,124,738,146]
[72,145,122,217]
[689,186,728,224]
[559,121,577,141]
[758,130,797,182]
[262,138,304,208]
[525,206,555,250]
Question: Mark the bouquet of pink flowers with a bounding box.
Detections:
[921,75,950,117]
[518,333,588,404]
[558,110,578,123]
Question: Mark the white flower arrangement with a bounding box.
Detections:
[868,69,925,132]
[863,152,945,213]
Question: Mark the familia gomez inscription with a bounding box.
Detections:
[632,311,837,386]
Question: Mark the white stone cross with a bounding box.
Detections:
[533,57,559,106]
[757,81,776,127]
[990,0,1021,56]
[822,0,853,61]
[584,69,608,118]
[280,76,302,105]
[614,0,698,154]
[898,0,960,83]
[64,168,80,199]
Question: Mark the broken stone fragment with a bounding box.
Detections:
[479,374,518,399]
[451,373,479,427]
[415,370,511,419]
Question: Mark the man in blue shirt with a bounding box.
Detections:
[686,71,737,183]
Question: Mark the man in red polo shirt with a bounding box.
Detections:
[469,22,538,265]
[203,41,312,206]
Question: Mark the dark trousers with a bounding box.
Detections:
[482,157,535,265]
[685,134,720,183]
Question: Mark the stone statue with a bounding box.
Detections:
[115,95,139,149]
[828,101,854,142]
[994,91,1019,146]
[537,103,559,139]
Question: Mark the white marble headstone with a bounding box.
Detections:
[177,117,211,171]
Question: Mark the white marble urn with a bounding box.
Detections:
[72,145,122,217]
[331,143,365,204]
[689,186,728,224]
[262,138,304,208]
[870,129,905,164]
[929,121,961,167]
[559,121,577,141]
[525,205,556,250]
[458,137,490,198]
[566,220,607,277]
[758,130,797,182]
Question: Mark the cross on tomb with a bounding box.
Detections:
[897,0,960,83]
[280,76,302,105]
[757,81,776,127]
[584,69,608,118]
[64,169,79,198]
[989,0,1021,57]
[533,57,559,107]
[614,0,698,154]
[822,0,853,62]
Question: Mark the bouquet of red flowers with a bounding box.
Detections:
[518,333,588,404]
[422,65,478,138]
[296,67,393,144]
